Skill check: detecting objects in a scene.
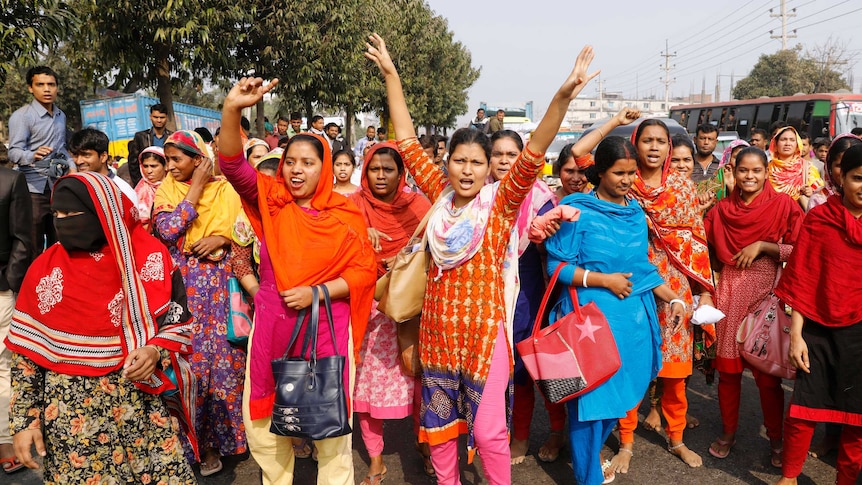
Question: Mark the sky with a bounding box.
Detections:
[423,0,862,125]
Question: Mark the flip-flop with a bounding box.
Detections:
[708,438,735,459]
[199,458,223,477]
[601,459,615,484]
[0,456,25,474]
[360,466,387,485]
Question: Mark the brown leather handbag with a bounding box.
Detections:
[396,315,422,377]
[376,210,432,323]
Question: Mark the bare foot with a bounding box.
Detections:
[609,445,633,473]
[644,406,662,432]
[774,478,797,485]
[510,438,529,465]
[538,431,566,463]
[685,413,700,429]
[668,441,702,468]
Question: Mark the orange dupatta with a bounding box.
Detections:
[241,134,376,361]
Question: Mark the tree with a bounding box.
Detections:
[67,0,247,130]
[733,47,850,99]
[0,0,77,87]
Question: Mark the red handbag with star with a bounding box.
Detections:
[516,263,621,404]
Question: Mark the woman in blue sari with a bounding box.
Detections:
[538,136,685,484]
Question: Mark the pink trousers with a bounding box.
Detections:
[429,326,510,485]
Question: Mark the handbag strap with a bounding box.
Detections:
[283,307,308,359]
[532,263,583,337]
[318,284,341,357]
[410,208,434,241]
[299,286,321,361]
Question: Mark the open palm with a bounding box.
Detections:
[224,77,280,111]
[559,46,600,101]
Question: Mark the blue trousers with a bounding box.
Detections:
[567,399,617,485]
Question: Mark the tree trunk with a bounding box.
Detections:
[304,96,314,132]
[255,98,266,138]
[345,105,354,147]
[155,43,176,131]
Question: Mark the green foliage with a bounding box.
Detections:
[0,0,77,87]
[733,48,850,99]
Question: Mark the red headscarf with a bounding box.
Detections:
[349,142,431,276]
[240,133,377,361]
[630,122,714,292]
[775,195,862,326]
[705,181,804,266]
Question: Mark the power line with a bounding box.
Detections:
[787,0,851,26]
[791,5,862,31]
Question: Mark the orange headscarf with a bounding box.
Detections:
[241,133,376,360]
[349,142,431,277]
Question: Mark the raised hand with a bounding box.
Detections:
[365,33,398,78]
[224,77,280,112]
[613,107,641,126]
[557,46,601,102]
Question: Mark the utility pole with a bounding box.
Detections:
[597,76,604,118]
[661,39,676,107]
[770,0,797,50]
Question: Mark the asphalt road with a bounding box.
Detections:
[7,370,857,484]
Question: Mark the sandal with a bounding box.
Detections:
[415,440,435,477]
[292,438,312,459]
[708,438,735,459]
[538,431,566,463]
[601,459,615,484]
[0,456,24,474]
[199,457,223,477]
[771,448,783,468]
[360,466,387,485]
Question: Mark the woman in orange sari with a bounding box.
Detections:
[767,126,824,211]
[609,118,715,472]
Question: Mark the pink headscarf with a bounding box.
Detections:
[133,146,166,224]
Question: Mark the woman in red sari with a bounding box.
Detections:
[774,144,862,485]
[608,119,715,472]
[704,147,804,467]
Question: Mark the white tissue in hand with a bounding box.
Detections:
[691,304,725,326]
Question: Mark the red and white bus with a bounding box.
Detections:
[669,93,862,140]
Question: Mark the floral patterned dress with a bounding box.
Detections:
[10,271,196,485]
[154,200,247,457]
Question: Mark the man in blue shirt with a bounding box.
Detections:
[8,66,71,255]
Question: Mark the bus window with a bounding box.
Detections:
[710,108,723,125]
[755,103,774,130]
[735,105,755,138]
[772,104,783,125]
[785,102,805,132]
[801,102,814,137]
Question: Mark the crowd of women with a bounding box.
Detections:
[3,32,861,485]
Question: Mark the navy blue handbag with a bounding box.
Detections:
[269,285,351,440]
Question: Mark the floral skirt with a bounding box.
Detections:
[15,357,195,484]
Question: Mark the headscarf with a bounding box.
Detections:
[133,146,165,224]
[154,131,241,258]
[719,139,749,168]
[232,150,284,264]
[775,195,862,326]
[244,138,270,167]
[630,126,714,293]
[349,142,432,276]
[513,182,555,256]
[240,133,376,363]
[704,180,804,266]
[767,126,823,200]
[6,173,197,456]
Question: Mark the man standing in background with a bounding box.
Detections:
[127,103,173,187]
[8,66,71,255]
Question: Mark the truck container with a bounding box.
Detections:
[80,93,221,157]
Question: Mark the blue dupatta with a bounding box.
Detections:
[545,192,664,421]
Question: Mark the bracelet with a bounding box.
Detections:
[582,269,590,288]
[669,299,686,311]
[596,127,605,138]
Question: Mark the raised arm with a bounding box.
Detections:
[524,46,600,155]
[572,107,641,157]
[367,34,445,199]
[365,33,415,141]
